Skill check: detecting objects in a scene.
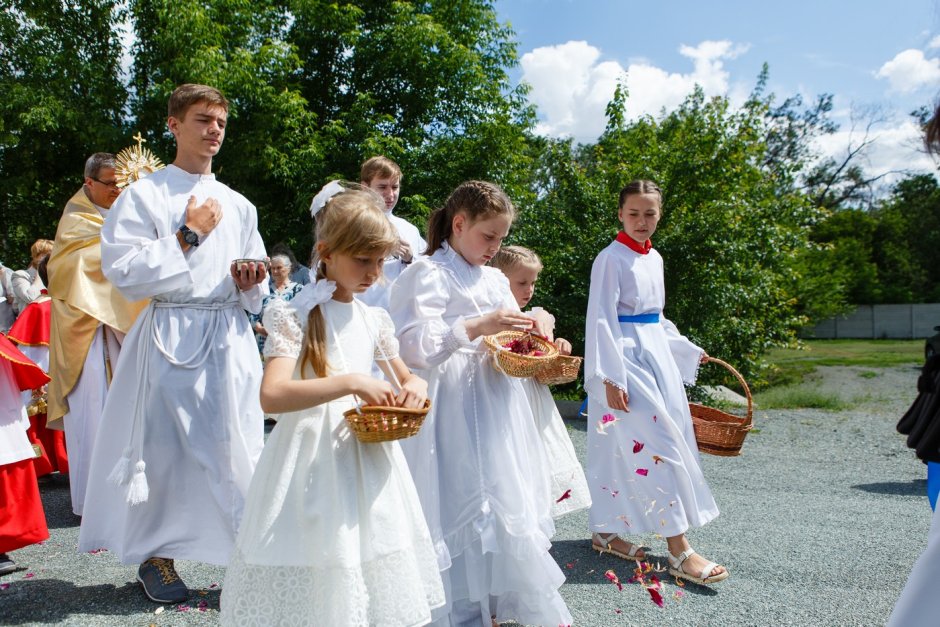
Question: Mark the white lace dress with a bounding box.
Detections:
[221,298,445,627]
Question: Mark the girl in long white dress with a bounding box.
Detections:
[389,181,572,627]
[489,245,591,519]
[584,180,728,585]
[221,184,444,626]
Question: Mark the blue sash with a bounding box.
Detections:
[617,313,660,324]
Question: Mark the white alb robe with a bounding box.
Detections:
[585,241,718,538]
[63,325,122,516]
[78,164,267,565]
[358,211,426,310]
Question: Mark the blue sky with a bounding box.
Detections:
[495,0,940,183]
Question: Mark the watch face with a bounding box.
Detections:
[182,227,199,246]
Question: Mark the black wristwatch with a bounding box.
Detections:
[179,224,200,247]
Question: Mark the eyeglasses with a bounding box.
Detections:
[90,177,120,188]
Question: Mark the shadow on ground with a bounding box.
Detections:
[851,479,926,496]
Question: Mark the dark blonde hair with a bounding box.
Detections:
[300,186,398,379]
[618,179,663,211]
[30,239,54,265]
[360,156,402,184]
[489,245,543,274]
[168,84,229,120]
[425,180,515,255]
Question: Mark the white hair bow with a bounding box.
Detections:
[289,278,336,322]
[310,180,345,218]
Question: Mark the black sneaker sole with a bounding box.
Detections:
[136,574,189,604]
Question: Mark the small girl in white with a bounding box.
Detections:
[584,179,728,584]
[221,182,444,626]
[489,245,591,519]
[389,181,571,627]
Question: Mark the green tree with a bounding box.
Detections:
[512,81,834,384]
[0,0,127,266]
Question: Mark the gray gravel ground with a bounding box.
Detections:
[0,364,931,626]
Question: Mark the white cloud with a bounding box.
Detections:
[929,35,940,49]
[520,39,749,142]
[812,116,937,187]
[875,49,940,93]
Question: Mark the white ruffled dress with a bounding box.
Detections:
[221,298,444,627]
[519,379,591,518]
[389,242,572,627]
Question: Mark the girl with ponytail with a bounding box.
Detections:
[221,182,444,626]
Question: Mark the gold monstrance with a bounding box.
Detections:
[114,132,165,188]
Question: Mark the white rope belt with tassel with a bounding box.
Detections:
[107,299,239,505]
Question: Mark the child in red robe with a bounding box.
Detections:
[0,333,50,575]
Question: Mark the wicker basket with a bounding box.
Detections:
[689,357,753,457]
[484,330,558,378]
[535,355,583,386]
[344,400,431,444]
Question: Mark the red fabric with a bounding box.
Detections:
[8,299,51,346]
[0,458,49,553]
[26,413,68,477]
[0,334,49,391]
[615,230,652,255]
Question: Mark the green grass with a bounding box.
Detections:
[754,385,851,410]
[754,339,922,410]
[761,339,921,389]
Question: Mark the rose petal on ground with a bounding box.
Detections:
[647,586,665,607]
[652,455,665,464]
[636,468,649,477]
[556,489,572,503]
[632,440,644,454]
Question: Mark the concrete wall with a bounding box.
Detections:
[807,304,940,339]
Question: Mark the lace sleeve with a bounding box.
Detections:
[370,307,400,362]
[262,300,304,360]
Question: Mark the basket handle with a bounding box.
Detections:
[703,356,753,426]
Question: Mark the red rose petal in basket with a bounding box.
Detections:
[635,468,649,476]
[556,489,572,503]
[632,440,644,454]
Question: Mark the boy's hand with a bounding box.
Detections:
[398,239,413,263]
[231,260,268,291]
[185,195,223,237]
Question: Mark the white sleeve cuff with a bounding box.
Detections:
[443,316,473,352]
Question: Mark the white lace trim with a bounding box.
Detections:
[221,543,445,627]
[262,300,303,360]
[371,307,401,362]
